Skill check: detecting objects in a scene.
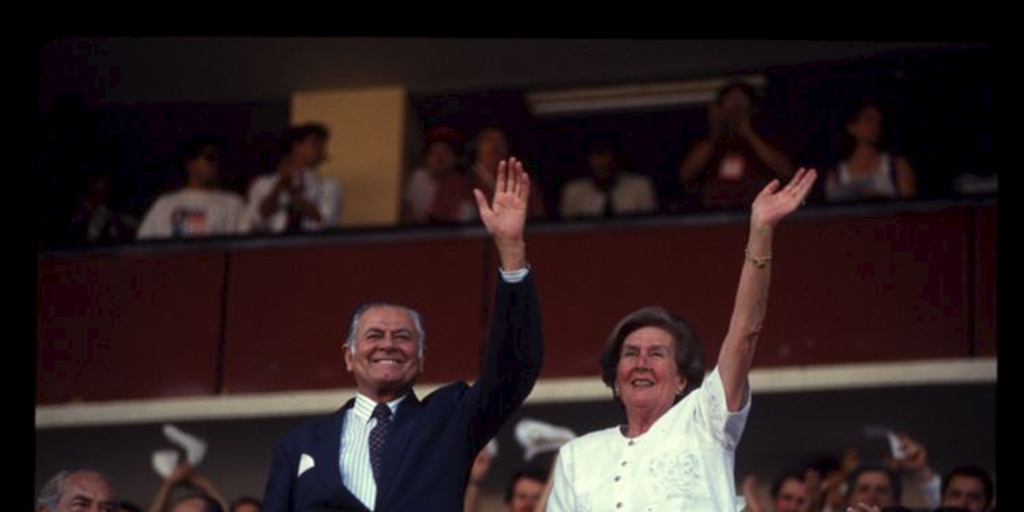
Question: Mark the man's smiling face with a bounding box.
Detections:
[345,305,424,402]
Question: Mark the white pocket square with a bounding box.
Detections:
[298,453,316,477]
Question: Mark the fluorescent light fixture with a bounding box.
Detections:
[526,75,767,116]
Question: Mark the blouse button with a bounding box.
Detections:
[628,440,635,446]
[614,475,621,482]
[616,502,623,509]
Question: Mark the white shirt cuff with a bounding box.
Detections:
[499,266,530,283]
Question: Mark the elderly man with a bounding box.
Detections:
[262,158,544,512]
[37,469,118,512]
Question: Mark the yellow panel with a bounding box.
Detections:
[290,87,408,227]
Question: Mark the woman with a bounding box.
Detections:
[825,100,916,202]
[546,168,817,511]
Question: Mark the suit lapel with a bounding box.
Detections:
[374,392,424,510]
[312,398,365,508]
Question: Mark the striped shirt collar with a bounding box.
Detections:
[352,392,407,424]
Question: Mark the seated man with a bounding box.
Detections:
[137,135,247,240]
[559,135,657,219]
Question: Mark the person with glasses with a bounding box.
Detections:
[136,134,247,240]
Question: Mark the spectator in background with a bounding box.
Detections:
[742,469,812,512]
[67,172,138,245]
[245,122,342,233]
[468,126,546,220]
[679,81,794,211]
[120,501,146,512]
[463,443,547,512]
[168,493,224,512]
[939,465,994,512]
[402,125,476,225]
[137,135,247,240]
[844,464,904,512]
[147,461,228,512]
[228,496,262,512]
[503,466,548,512]
[37,468,118,512]
[559,134,658,219]
[882,432,994,512]
[824,98,916,202]
[806,452,856,512]
[464,444,494,512]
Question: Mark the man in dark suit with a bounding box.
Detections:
[262,157,544,512]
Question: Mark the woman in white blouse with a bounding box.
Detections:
[545,168,818,512]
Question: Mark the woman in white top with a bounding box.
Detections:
[545,168,818,512]
[825,100,916,202]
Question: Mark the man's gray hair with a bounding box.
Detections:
[37,469,116,512]
[344,302,426,357]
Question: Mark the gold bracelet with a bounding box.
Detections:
[744,248,772,268]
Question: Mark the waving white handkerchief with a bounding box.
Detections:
[862,423,905,459]
[163,423,208,466]
[151,448,180,478]
[298,453,316,477]
[514,418,577,461]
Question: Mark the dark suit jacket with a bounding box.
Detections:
[262,273,543,512]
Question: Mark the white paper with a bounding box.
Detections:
[163,423,208,466]
[151,449,179,478]
[861,423,905,459]
[514,418,577,461]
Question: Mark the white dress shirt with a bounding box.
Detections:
[340,393,407,509]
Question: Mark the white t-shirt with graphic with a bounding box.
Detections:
[136,189,247,240]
